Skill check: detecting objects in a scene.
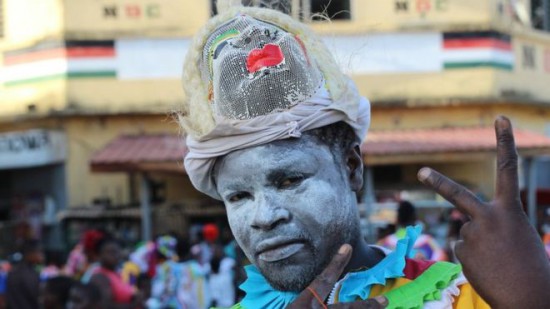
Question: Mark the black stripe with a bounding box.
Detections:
[443,31,511,42]
[65,40,115,48]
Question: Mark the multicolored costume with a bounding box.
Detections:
[231,227,489,308]
[378,228,448,262]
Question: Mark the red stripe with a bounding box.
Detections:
[444,38,512,51]
[66,47,115,58]
[4,48,66,66]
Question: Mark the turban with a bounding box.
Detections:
[179,1,370,199]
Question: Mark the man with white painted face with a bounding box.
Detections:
[179,1,550,308]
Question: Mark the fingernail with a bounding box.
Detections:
[417,168,431,182]
[338,244,351,254]
[374,295,389,306]
[495,116,511,130]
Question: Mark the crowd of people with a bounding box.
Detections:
[0,202,547,308]
[0,224,241,309]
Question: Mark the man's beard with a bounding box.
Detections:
[256,223,358,292]
[257,242,335,292]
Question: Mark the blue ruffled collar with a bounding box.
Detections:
[239,225,421,308]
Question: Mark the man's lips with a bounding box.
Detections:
[246,43,285,73]
[256,237,305,263]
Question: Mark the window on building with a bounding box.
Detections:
[211,0,351,21]
[531,0,550,31]
[310,0,351,21]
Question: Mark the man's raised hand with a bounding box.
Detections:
[418,116,550,309]
[288,244,387,309]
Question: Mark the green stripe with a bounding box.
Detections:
[4,71,117,86]
[66,71,117,78]
[444,61,513,70]
[4,74,65,86]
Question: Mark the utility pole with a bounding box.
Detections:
[544,0,550,31]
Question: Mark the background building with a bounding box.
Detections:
[2,0,550,250]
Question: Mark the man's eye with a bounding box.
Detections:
[279,176,304,189]
[228,192,251,203]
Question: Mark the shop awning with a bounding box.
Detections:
[362,126,550,165]
[57,207,142,220]
[91,127,550,172]
[90,134,187,173]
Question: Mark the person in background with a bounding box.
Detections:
[80,230,105,283]
[67,282,101,309]
[6,239,43,309]
[198,223,219,265]
[445,208,469,263]
[0,260,10,309]
[89,236,143,309]
[148,235,181,309]
[135,274,151,304]
[378,201,447,261]
[208,244,236,307]
[40,250,65,280]
[39,276,75,309]
[178,238,211,309]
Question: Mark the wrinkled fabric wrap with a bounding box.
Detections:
[184,81,371,200]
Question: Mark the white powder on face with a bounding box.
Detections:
[214,136,361,291]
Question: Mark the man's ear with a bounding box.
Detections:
[346,144,364,192]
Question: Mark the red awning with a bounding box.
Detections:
[362,126,550,165]
[90,134,187,173]
[91,127,550,172]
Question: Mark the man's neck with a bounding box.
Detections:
[344,238,385,274]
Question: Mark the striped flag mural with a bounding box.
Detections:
[1,41,116,86]
[443,31,514,70]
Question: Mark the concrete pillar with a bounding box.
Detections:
[140,174,152,241]
[361,167,376,242]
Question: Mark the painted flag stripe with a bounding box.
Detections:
[66,47,115,58]
[4,46,115,66]
[3,41,64,58]
[67,58,117,72]
[444,62,513,70]
[443,49,514,64]
[443,38,512,51]
[4,48,66,66]
[1,59,67,83]
[443,31,511,42]
[65,40,115,48]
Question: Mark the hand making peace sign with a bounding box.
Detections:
[289,116,550,308]
[418,116,550,308]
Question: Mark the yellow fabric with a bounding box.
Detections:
[368,277,412,298]
[452,283,491,309]
[366,278,490,309]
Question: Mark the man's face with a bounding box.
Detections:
[202,15,322,120]
[215,136,360,291]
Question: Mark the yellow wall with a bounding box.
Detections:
[0,0,63,49]
[400,159,496,198]
[311,0,492,34]
[371,103,550,133]
[63,0,210,39]
[67,79,184,113]
[0,80,67,119]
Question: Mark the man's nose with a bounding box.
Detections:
[251,194,290,231]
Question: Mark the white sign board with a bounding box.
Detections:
[0,130,66,169]
[324,33,443,74]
